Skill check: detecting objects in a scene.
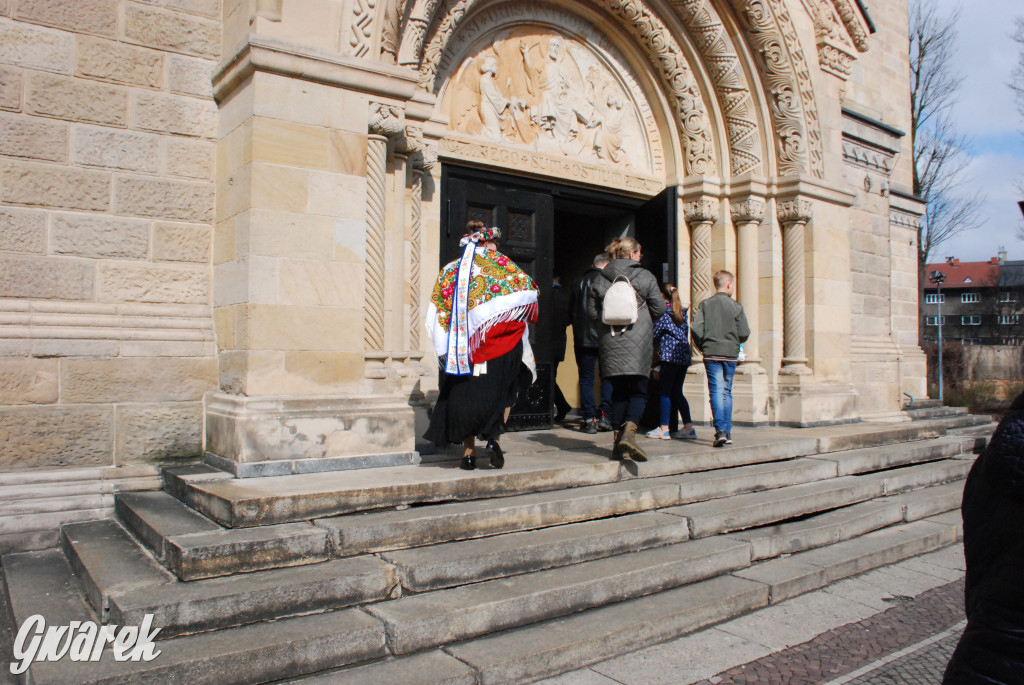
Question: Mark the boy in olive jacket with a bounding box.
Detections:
[690,270,749,447]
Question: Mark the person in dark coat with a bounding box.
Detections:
[571,253,613,434]
[944,392,1024,684]
[550,275,572,421]
[586,237,665,461]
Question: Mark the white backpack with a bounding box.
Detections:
[602,275,639,335]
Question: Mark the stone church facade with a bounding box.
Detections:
[0,0,925,551]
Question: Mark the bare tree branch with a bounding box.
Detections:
[1013,17,1024,243]
[909,0,986,271]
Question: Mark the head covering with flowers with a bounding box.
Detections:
[426,227,538,376]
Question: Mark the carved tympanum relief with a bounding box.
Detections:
[447,28,652,172]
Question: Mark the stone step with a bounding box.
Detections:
[380,511,690,592]
[168,422,952,528]
[315,458,835,559]
[662,475,885,538]
[60,520,175,620]
[165,521,330,580]
[904,405,968,419]
[115,490,223,562]
[2,547,388,684]
[733,517,960,603]
[806,435,971,476]
[367,536,751,655]
[175,455,623,528]
[940,414,997,429]
[903,398,943,409]
[886,480,964,521]
[110,556,398,639]
[863,457,973,495]
[282,651,478,685]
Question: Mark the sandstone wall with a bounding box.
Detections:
[0,0,221,471]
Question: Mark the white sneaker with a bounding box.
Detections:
[645,427,670,440]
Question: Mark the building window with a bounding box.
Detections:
[999,314,1020,325]
[999,292,1018,303]
[962,338,981,345]
[925,293,945,304]
[961,293,981,304]
[1003,338,1024,346]
[925,316,946,326]
[961,315,981,326]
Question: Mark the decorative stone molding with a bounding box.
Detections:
[890,208,922,231]
[368,101,405,138]
[409,0,718,176]
[670,0,762,176]
[730,0,825,179]
[818,41,855,78]
[833,0,870,52]
[841,108,902,177]
[730,197,766,224]
[684,198,719,310]
[349,0,380,59]
[842,138,895,175]
[776,197,813,224]
[364,132,388,355]
[380,0,401,64]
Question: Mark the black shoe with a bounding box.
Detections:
[554,405,570,422]
[597,417,614,432]
[582,418,598,434]
[713,431,727,448]
[460,455,476,470]
[487,440,504,469]
[725,433,733,445]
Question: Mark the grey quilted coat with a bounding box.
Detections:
[586,258,665,378]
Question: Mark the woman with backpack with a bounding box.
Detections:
[647,283,696,441]
[586,237,665,461]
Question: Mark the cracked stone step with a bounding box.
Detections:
[886,480,965,520]
[813,422,945,453]
[367,536,751,655]
[380,511,689,592]
[60,519,175,620]
[904,406,968,419]
[806,436,970,476]
[280,651,477,684]
[2,548,388,684]
[733,518,960,603]
[445,575,769,685]
[165,521,330,580]
[629,434,822,478]
[661,475,885,538]
[726,500,906,560]
[115,490,222,562]
[858,458,973,495]
[110,555,398,639]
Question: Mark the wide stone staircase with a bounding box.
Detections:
[1,406,994,684]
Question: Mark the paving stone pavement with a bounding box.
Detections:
[540,543,968,685]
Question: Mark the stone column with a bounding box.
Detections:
[778,197,813,376]
[682,198,717,425]
[731,198,765,366]
[730,198,769,423]
[364,102,404,379]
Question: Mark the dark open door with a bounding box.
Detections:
[634,185,677,287]
[443,171,555,430]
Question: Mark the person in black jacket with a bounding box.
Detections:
[943,392,1024,684]
[571,253,613,434]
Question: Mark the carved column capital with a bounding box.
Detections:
[368,101,405,138]
[776,197,813,225]
[683,198,719,225]
[730,198,766,224]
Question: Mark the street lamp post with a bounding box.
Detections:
[929,270,947,403]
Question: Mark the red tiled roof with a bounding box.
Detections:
[924,259,1000,288]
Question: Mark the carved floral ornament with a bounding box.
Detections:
[731,197,766,223]
[776,197,813,224]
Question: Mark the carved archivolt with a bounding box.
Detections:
[669,0,762,176]
[729,0,824,178]
[408,0,717,177]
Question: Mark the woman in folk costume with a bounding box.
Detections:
[424,221,539,470]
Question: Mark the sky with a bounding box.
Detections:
[921,0,1024,264]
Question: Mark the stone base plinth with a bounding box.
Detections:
[205,392,419,478]
[776,376,859,427]
[733,365,770,425]
[683,365,711,426]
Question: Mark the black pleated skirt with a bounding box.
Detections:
[424,340,529,445]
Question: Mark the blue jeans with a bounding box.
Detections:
[704,360,737,433]
[576,347,613,420]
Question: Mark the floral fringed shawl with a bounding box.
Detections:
[426,246,538,377]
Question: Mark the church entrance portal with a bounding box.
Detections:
[441,165,677,430]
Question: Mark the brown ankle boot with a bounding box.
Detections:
[611,429,623,460]
[618,421,648,462]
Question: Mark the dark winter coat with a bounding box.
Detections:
[690,292,749,358]
[586,258,665,378]
[571,267,603,350]
[943,392,1024,685]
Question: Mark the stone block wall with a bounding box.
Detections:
[0,0,221,472]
